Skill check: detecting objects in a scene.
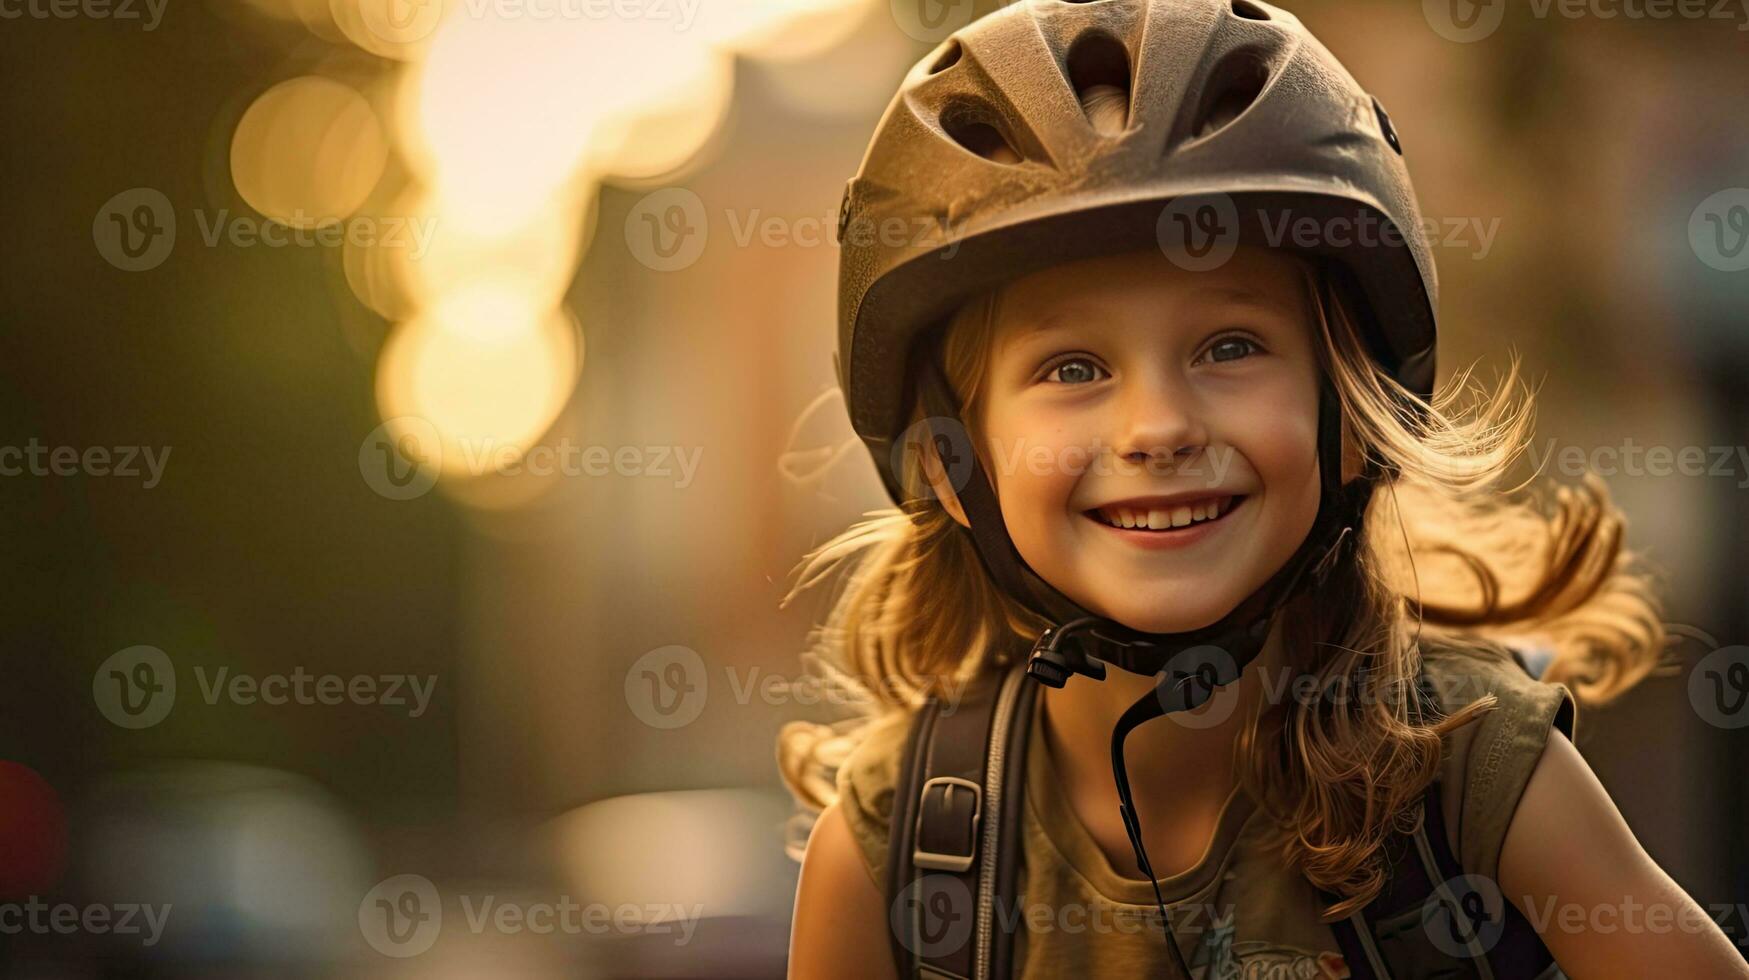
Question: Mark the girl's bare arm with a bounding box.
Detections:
[1499,730,1748,978]
[788,802,901,980]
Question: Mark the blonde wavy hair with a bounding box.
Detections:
[776,242,1672,915]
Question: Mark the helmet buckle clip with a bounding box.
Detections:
[1024,619,1108,688]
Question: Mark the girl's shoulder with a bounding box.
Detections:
[833,707,918,887]
[1419,633,1578,884]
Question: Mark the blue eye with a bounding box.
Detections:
[1047,357,1105,384]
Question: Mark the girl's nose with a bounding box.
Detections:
[1112,374,1208,469]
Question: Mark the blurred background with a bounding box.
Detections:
[1,0,1747,974]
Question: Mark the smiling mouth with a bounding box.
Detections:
[1083,495,1247,532]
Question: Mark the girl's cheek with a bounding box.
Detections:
[1226,379,1319,470]
[979,410,1068,544]
[992,405,1085,493]
[1245,405,1322,520]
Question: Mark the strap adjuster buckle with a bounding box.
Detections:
[912,776,981,873]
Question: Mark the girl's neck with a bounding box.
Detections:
[1037,617,1290,831]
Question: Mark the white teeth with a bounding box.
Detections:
[1098,497,1233,530]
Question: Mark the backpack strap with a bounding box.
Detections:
[886,663,1036,980]
[1324,656,1571,979]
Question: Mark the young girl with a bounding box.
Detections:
[781,0,1746,977]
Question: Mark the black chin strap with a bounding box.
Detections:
[912,347,1378,976]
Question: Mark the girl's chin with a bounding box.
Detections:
[1076,592,1243,636]
[1107,611,1233,635]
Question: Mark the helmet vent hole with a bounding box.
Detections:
[1190,49,1269,141]
[928,38,962,74]
[1065,31,1131,135]
[1230,0,1270,19]
[941,102,1024,164]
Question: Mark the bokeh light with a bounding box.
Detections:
[375,288,583,478]
[230,76,389,228]
[231,0,877,513]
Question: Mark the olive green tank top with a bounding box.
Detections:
[834,639,1575,978]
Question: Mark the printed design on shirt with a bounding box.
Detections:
[1189,911,1350,980]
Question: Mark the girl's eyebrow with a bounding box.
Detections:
[1006,304,1098,340]
[1187,284,1302,317]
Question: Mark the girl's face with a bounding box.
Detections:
[959,245,1325,634]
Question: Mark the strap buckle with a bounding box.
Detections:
[1024,618,1108,688]
[912,776,981,873]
